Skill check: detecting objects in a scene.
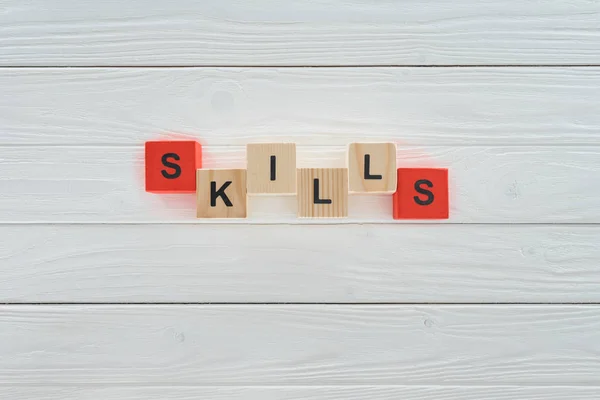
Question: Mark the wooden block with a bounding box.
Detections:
[196,169,247,218]
[393,168,449,219]
[145,140,202,193]
[297,168,348,218]
[348,142,396,193]
[247,143,296,194]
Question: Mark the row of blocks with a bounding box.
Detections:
[145,141,449,219]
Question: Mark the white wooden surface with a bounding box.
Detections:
[1,0,599,66]
[1,225,599,303]
[2,0,600,398]
[1,305,600,386]
[4,386,600,400]
[2,67,600,145]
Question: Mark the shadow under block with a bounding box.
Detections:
[348,142,397,193]
[196,169,247,218]
[297,168,348,218]
[246,143,296,194]
[145,140,202,193]
[393,168,449,219]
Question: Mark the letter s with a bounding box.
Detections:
[161,153,181,179]
[414,179,434,205]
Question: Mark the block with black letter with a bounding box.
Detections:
[348,142,396,193]
[393,168,449,219]
[196,169,247,218]
[246,143,296,194]
[297,168,348,218]
[145,140,202,193]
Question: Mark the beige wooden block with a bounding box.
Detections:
[196,169,247,218]
[297,168,348,218]
[246,143,296,194]
[348,142,397,193]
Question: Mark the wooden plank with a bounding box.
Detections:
[2,386,599,400]
[2,67,600,145]
[1,224,599,303]
[0,145,598,223]
[1,305,600,385]
[1,0,598,66]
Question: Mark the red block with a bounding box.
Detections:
[393,168,449,219]
[145,140,202,193]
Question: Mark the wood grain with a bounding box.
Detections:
[2,67,600,145]
[0,145,598,223]
[348,143,397,194]
[297,168,348,218]
[3,1,600,393]
[1,305,600,385]
[196,169,247,218]
[1,0,598,66]
[1,224,599,303]
[247,143,296,194]
[3,386,600,400]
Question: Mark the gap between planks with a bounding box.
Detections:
[2,64,600,68]
[1,222,600,226]
[5,303,600,306]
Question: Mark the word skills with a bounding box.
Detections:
[145,140,449,219]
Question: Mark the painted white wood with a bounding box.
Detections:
[1,224,599,303]
[1,0,599,66]
[2,2,599,395]
[0,145,598,223]
[2,67,600,145]
[1,305,600,385]
[2,386,599,400]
